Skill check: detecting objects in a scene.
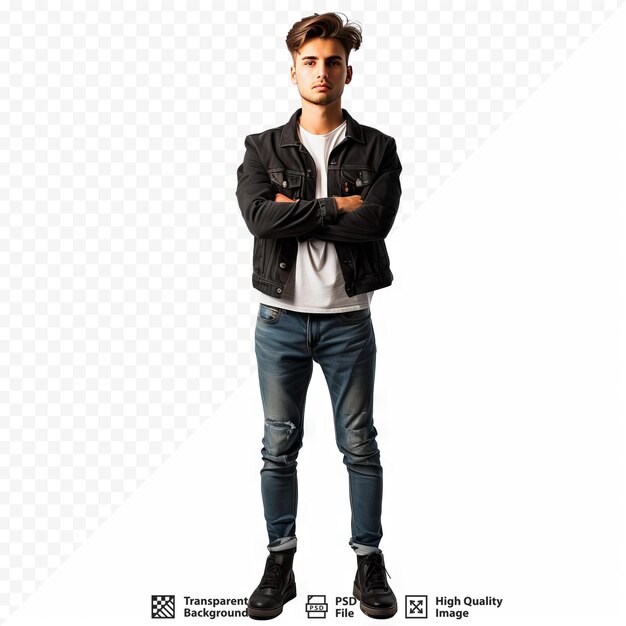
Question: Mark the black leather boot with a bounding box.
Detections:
[247,548,296,619]
[353,552,397,619]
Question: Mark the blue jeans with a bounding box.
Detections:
[255,304,383,555]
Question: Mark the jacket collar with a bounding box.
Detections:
[279,107,365,147]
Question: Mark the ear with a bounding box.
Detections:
[345,65,353,84]
[290,65,297,84]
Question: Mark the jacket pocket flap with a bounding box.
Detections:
[340,167,376,187]
[268,169,304,189]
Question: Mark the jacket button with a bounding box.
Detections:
[330,161,336,165]
[276,288,282,294]
[282,180,288,188]
[279,262,287,269]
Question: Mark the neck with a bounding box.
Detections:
[298,99,344,134]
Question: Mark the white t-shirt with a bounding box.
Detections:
[261,119,372,313]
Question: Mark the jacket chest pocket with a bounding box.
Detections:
[340,167,376,197]
[268,169,304,200]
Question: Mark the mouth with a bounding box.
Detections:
[314,84,331,90]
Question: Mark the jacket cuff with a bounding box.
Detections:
[318,196,338,226]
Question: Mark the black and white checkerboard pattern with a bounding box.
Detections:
[151,595,175,619]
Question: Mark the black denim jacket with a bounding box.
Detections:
[236,108,402,299]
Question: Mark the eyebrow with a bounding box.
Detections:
[300,55,343,62]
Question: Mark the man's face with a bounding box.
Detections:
[290,37,352,107]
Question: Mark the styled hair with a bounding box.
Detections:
[286,12,362,64]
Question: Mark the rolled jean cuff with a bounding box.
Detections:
[350,540,382,556]
[268,536,297,552]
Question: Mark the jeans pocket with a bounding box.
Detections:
[258,303,283,324]
[339,307,371,323]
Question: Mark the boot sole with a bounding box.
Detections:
[247,583,296,620]
[353,584,397,619]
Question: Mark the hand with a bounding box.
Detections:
[334,194,363,214]
[274,192,295,203]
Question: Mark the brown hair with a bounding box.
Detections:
[286,12,362,64]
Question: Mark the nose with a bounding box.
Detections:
[317,67,328,81]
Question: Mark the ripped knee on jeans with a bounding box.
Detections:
[262,416,302,465]
[264,416,297,435]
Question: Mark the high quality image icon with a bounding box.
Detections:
[405,595,428,619]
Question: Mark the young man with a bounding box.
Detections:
[236,12,402,620]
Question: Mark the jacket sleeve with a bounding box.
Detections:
[316,137,402,243]
[236,134,338,239]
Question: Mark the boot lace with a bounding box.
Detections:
[364,554,391,591]
[259,556,283,590]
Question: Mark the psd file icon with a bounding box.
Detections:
[305,595,328,618]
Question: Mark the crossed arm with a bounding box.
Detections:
[275,192,363,213]
[237,135,402,243]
